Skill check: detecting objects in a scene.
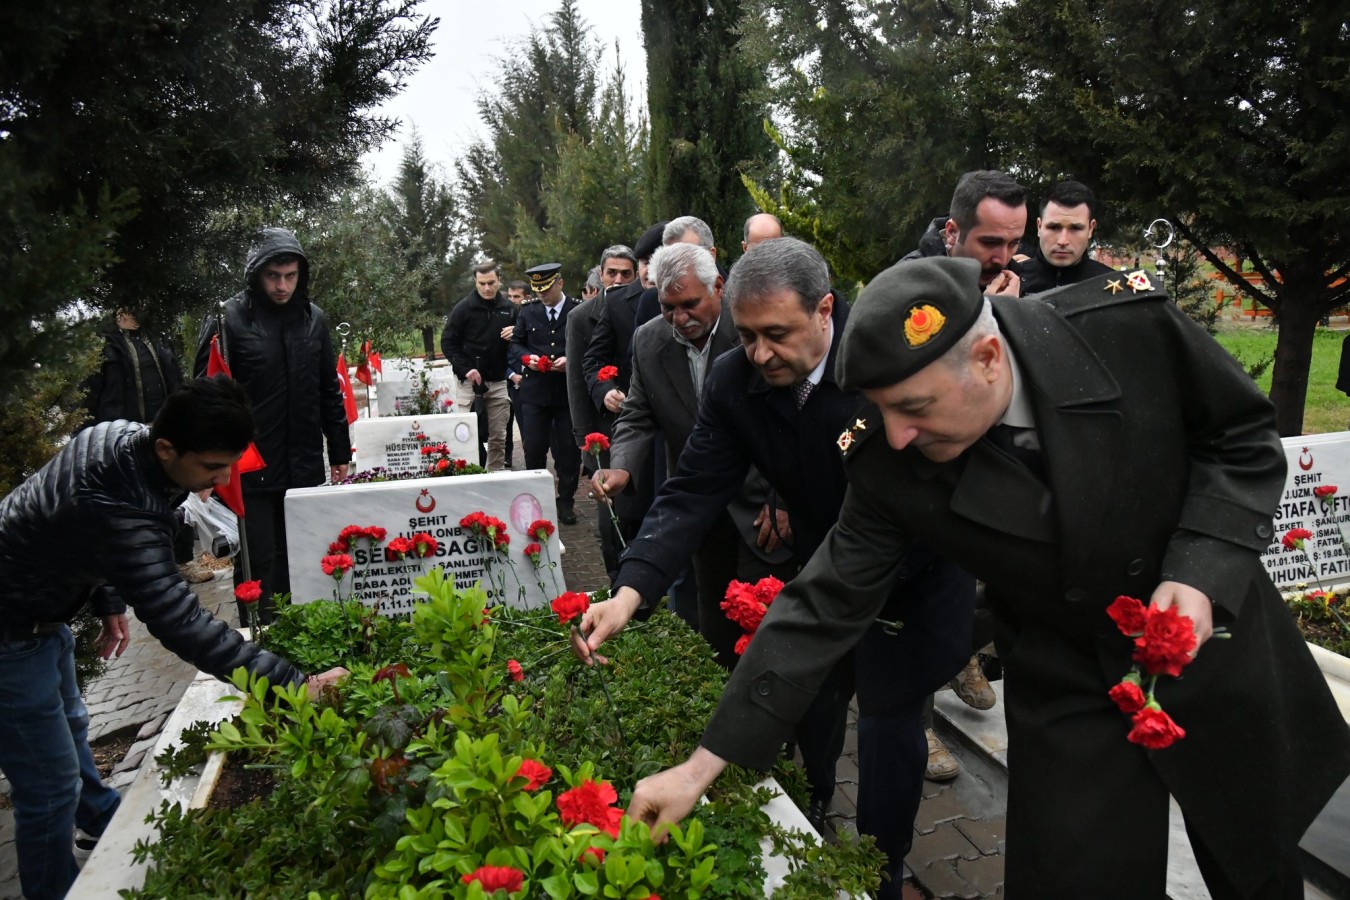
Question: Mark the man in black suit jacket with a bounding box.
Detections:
[594,242,795,666]
[582,238,974,896]
[511,263,581,524]
[624,256,1350,899]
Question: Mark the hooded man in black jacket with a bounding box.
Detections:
[1017,180,1116,297]
[0,376,345,900]
[195,228,351,621]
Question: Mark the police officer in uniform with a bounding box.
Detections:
[511,263,582,524]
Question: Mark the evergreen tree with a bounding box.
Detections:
[736,0,1011,282]
[0,0,436,488]
[457,0,601,268]
[1001,0,1350,434]
[509,52,649,285]
[385,133,465,356]
[642,0,773,262]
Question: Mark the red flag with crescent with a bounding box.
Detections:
[204,335,265,518]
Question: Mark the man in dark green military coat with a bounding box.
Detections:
[625,256,1350,898]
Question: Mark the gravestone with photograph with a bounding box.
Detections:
[284,471,565,615]
[350,413,479,476]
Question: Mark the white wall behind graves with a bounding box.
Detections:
[284,471,565,614]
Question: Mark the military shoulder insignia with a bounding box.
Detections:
[903,304,946,348]
[1105,278,1124,295]
[837,416,869,454]
[1125,270,1154,293]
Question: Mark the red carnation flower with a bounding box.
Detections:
[410,532,439,558]
[1126,705,1187,749]
[597,365,619,382]
[583,432,610,454]
[1108,678,1147,714]
[385,536,415,561]
[234,581,262,604]
[1106,595,1147,636]
[557,779,623,837]
[420,445,434,456]
[320,553,354,578]
[528,519,555,541]
[338,524,365,548]
[523,542,543,566]
[493,531,510,551]
[750,575,785,606]
[1282,527,1314,550]
[514,757,551,790]
[537,355,553,373]
[734,633,752,655]
[460,865,524,893]
[1315,484,1338,499]
[455,458,468,471]
[551,591,591,624]
[507,658,525,682]
[1132,605,1197,678]
[460,511,487,533]
[328,540,347,554]
[364,526,387,542]
[434,458,450,472]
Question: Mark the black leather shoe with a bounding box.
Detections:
[806,798,828,833]
[557,505,578,525]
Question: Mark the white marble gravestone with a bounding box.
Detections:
[350,413,479,476]
[1261,432,1350,589]
[369,357,459,417]
[284,471,565,614]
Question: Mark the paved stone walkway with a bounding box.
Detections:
[0,442,1008,899]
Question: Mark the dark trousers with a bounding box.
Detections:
[855,556,977,896]
[234,488,288,623]
[520,401,580,505]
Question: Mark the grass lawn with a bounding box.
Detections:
[1212,321,1348,435]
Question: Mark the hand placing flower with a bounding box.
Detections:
[551,591,591,625]
[1106,594,1201,750]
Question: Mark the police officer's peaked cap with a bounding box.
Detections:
[839,256,985,391]
[525,263,563,292]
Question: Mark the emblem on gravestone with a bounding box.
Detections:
[411,420,421,432]
[1300,448,1314,471]
[416,489,436,513]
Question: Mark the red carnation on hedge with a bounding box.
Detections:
[461,865,524,893]
[507,659,525,682]
[514,757,551,791]
[551,591,591,624]
[557,778,624,837]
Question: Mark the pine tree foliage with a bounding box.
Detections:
[736,0,1011,282]
[1000,0,1350,434]
[642,0,773,263]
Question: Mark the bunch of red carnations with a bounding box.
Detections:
[721,576,786,655]
[1106,595,1199,750]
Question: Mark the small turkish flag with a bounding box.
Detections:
[337,353,358,424]
[204,335,265,518]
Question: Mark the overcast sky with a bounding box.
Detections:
[360,0,645,188]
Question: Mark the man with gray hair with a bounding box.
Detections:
[663,214,718,254]
[598,245,637,289]
[591,242,795,666]
[578,238,975,895]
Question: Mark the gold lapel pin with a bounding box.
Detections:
[1126,270,1154,293]
[1105,278,1124,295]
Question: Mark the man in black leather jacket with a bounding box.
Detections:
[195,228,351,621]
[0,376,344,900]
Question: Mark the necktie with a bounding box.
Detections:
[548,307,557,324]
[794,379,814,410]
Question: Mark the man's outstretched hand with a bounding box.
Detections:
[569,588,643,665]
[627,747,728,838]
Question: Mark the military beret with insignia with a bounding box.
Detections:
[838,256,985,391]
[633,221,669,262]
[525,263,562,292]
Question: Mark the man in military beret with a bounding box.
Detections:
[622,255,1350,898]
[512,263,581,524]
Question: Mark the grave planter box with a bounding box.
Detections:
[73,584,876,898]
